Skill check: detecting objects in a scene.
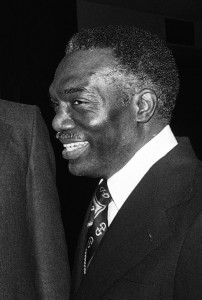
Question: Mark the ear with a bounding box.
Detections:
[133,89,157,123]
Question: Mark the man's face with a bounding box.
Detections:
[50,49,139,178]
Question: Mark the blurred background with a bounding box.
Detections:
[1,0,202,268]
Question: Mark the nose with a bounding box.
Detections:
[52,104,75,132]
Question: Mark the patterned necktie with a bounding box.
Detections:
[83,180,113,274]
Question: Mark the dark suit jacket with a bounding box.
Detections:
[0,99,70,299]
[71,137,202,300]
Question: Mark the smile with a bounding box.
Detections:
[62,141,89,160]
[63,141,89,151]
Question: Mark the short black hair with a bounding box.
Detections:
[66,25,179,122]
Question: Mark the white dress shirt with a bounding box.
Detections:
[106,125,178,226]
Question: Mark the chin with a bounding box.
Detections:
[68,161,104,178]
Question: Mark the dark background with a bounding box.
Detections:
[0,0,202,269]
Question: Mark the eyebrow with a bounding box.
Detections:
[61,87,87,95]
[49,87,87,101]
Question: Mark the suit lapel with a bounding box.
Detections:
[74,138,198,299]
[0,120,12,170]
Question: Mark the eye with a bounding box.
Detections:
[50,99,59,111]
[72,99,88,106]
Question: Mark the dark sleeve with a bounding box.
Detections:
[26,106,71,299]
[173,211,202,300]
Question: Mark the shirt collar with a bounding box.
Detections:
[107,125,178,210]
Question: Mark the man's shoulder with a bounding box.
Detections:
[0,99,39,127]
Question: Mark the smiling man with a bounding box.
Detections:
[50,25,202,300]
[50,48,140,179]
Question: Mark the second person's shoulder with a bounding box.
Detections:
[0,99,40,127]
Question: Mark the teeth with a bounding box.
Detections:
[63,142,89,151]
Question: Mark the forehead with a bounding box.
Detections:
[51,49,117,91]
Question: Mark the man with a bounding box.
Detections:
[50,25,202,299]
[0,99,70,299]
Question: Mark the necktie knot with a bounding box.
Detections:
[87,180,112,228]
[95,180,112,206]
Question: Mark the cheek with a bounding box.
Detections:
[105,109,136,150]
[94,121,122,154]
[75,111,109,137]
[86,110,109,128]
[73,109,106,129]
[91,109,127,146]
[77,108,132,152]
